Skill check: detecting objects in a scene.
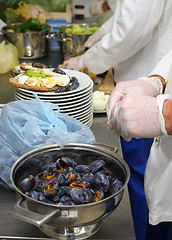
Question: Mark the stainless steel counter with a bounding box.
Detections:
[0,50,135,240]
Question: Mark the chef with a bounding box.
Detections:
[63,1,172,239]
[89,0,117,26]
[106,48,172,240]
[89,0,117,17]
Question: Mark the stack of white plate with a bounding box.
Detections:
[14,69,94,127]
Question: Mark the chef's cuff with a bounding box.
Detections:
[149,74,168,94]
[157,94,171,135]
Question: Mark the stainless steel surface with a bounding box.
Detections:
[2,23,50,59]
[0,237,56,240]
[0,50,135,239]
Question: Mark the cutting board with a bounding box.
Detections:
[98,76,115,94]
[98,68,115,94]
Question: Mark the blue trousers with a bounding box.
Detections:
[146,222,172,240]
[120,137,153,240]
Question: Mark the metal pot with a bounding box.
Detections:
[58,24,98,60]
[10,143,130,240]
[2,23,52,59]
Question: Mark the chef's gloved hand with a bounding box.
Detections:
[84,27,106,48]
[108,94,168,142]
[63,55,86,71]
[89,1,104,16]
[106,77,163,117]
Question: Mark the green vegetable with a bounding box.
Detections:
[64,25,99,35]
[16,16,49,33]
[25,69,46,78]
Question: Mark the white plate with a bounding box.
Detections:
[15,85,93,101]
[15,80,93,100]
[77,117,93,128]
[82,117,93,126]
[69,106,93,119]
[15,69,93,96]
[75,113,93,123]
[15,87,93,103]
[15,91,92,105]
[61,101,93,114]
[15,93,93,109]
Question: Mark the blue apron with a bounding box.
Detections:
[120,137,153,240]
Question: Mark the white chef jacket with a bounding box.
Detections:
[145,49,172,225]
[84,0,172,83]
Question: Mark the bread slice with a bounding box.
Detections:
[8,77,61,91]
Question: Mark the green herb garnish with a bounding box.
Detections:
[16,16,49,33]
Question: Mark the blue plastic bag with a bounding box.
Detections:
[0,96,95,188]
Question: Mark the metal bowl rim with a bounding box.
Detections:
[59,23,100,35]
[10,143,130,209]
[2,23,50,34]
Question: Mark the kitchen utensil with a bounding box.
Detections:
[2,23,52,59]
[58,23,99,60]
[10,143,130,240]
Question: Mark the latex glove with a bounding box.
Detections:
[106,77,163,117]
[89,1,104,16]
[63,55,85,71]
[108,95,165,142]
[84,27,106,48]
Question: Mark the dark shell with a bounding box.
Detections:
[89,159,105,174]
[55,76,79,93]
[20,175,35,193]
[94,171,110,192]
[53,68,66,75]
[18,156,123,205]
[70,188,93,204]
[32,62,44,69]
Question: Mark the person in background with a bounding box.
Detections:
[106,48,172,240]
[89,0,116,26]
[89,0,116,17]
[63,1,172,239]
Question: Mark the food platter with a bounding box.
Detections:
[13,69,92,95]
[13,69,94,127]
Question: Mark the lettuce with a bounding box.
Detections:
[25,69,46,78]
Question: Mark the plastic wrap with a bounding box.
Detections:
[0,95,95,188]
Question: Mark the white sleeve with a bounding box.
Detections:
[150,48,172,80]
[84,0,165,74]
[101,15,114,33]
